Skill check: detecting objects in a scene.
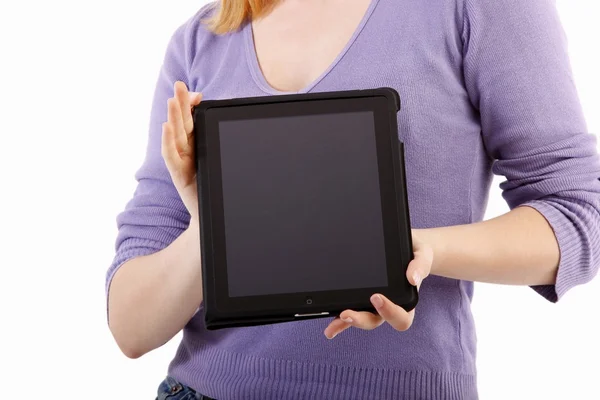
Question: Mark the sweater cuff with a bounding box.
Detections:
[519,200,584,302]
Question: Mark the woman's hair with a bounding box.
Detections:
[207,0,277,34]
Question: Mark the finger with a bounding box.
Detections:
[323,317,351,339]
[338,309,384,331]
[187,92,202,139]
[161,122,181,171]
[174,82,194,137]
[174,81,190,113]
[370,293,414,331]
[185,91,202,143]
[406,246,433,290]
[167,97,187,155]
[189,92,202,106]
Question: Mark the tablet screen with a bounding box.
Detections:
[219,111,388,297]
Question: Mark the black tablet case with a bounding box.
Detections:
[193,88,416,329]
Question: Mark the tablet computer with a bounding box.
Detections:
[193,88,416,330]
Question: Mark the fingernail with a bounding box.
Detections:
[341,316,353,323]
[326,332,337,339]
[371,294,384,308]
[413,272,421,287]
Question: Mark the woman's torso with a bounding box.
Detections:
[169,0,488,397]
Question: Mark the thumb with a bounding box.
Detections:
[406,245,433,290]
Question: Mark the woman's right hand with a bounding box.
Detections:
[162,81,203,224]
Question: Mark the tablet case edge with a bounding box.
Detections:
[193,87,401,113]
[193,88,416,329]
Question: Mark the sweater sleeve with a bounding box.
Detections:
[104,21,194,299]
[462,0,600,302]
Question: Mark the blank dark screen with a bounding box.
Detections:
[219,111,388,297]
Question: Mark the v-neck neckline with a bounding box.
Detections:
[243,0,381,96]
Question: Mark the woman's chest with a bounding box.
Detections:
[195,0,467,107]
[250,0,373,93]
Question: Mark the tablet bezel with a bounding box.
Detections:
[194,89,416,328]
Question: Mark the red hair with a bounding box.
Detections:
[207,0,278,34]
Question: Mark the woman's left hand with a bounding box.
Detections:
[324,229,434,339]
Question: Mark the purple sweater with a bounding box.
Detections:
[106,0,600,398]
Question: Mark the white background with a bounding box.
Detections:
[0,1,598,398]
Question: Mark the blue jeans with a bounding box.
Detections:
[156,376,214,400]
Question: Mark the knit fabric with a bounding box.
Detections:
[106,0,600,398]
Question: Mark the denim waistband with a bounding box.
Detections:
[156,376,216,400]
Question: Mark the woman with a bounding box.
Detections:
[106,0,600,398]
